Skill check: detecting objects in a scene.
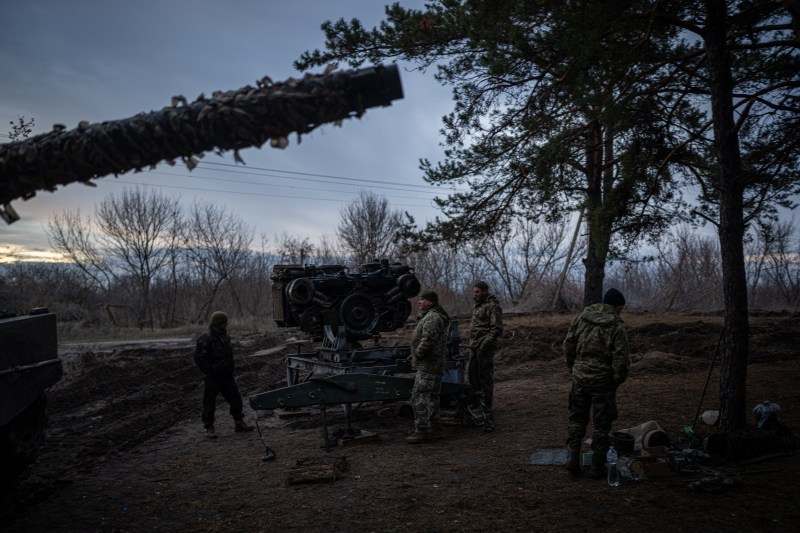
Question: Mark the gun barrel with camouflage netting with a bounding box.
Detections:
[0,64,403,223]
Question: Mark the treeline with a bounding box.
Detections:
[1,188,796,327]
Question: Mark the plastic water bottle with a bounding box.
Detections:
[607,445,619,487]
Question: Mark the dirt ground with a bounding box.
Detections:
[2,312,799,532]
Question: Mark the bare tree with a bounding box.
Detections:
[183,201,255,321]
[47,209,115,296]
[745,224,771,309]
[763,220,800,310]
[1,261,90,320]
[274,232,315,264]
[317,234,345,264]
[403,242,470,311]
[610,226,723,312]
[470,218,572,307]
[337,190,402,267]
[236,233,275,318]
[95,186,182,328]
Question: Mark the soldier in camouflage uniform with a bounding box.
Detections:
[194,311,254,439]
[407,289,450,444]
[562,288,630,478]
[469,281,503,412]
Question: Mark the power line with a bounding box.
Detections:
[149,170,437,200]
[144,169,442,199]
[109,179,438,208]
[197,160,451,192]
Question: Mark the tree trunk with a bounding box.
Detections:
[582,119,606,306]
[705,0,749,432]
[552,206,585,310]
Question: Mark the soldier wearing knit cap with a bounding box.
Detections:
[419,289,438,303]
[406,289,450,444]
[602,288,626,307]
[562,288,630,478]
[194,311,254,438]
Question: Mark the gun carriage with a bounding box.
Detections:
[249,260,492,453]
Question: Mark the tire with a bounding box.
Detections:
[0,394,48,495]
[286,278,315,305]
[339,293,379,335]
[397,273,421,299]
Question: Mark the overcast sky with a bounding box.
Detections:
[1,0,455,260]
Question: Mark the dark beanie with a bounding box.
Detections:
[603,288,626,307]
[210,311,228,326]
[473,280,489,291]
[419,289,439,304]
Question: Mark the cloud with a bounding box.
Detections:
[1,1,452,256]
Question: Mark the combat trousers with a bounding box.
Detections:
[201,373,245,428]
[566,382,618,467]
[468,345,495,409]
[411,369,442,432]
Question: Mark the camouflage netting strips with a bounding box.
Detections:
[0,64,403,222]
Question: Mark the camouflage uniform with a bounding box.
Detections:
[194,326,246,429]
[469,294,503,409]
[563,303,630,469]
[410,304,450,433]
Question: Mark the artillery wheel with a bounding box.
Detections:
[0,393,48,495]
[397,273,421,299]
[286,277,315,305]
[339,293,379,335]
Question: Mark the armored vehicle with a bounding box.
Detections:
[0,309,62,493]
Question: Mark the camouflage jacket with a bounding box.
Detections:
[563,303,630,387]
[469,294,503,351]
[411,304,450,374]
[194,327,235,377]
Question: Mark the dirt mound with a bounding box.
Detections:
[631,350,707,373]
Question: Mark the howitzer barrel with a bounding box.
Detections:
[0,64,403,217]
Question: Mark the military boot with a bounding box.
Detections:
[405,430,431,444]
[205,426,218,439]
[564,450,581,474]
[234,419,254,432]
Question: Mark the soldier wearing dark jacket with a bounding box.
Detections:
[406,290,450,444]
[194,311,253,439]
[469,281,503,411]
[562,288,630,478]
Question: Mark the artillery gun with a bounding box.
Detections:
[0,64,403,222]
[270,259,425,380]
[0,64,404,485]
[249,260,492,452]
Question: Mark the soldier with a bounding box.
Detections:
[407,290,450,444]
[194,311,254,439]
[469,280,503,413]
[562,288,630,478]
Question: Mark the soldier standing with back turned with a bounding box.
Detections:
[562,288,630,478]
[469,281,503,415]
